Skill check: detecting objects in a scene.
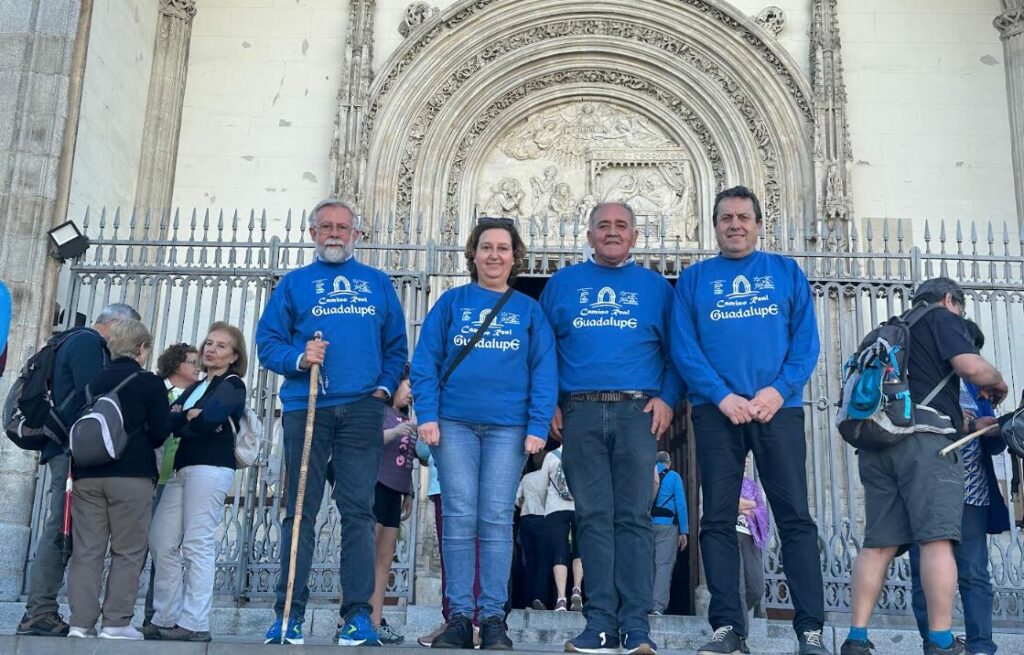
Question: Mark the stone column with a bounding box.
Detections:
[0,0,92,599]
[134,0,197,227]
[996,1,1024,226]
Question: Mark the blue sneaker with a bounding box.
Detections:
[621,631,657,655]
[264,617,304,645]
[337,610,382,647]
[565,628,621,654]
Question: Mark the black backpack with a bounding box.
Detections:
[3,328,91,451]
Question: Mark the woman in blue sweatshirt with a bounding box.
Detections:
[411,217,557,650]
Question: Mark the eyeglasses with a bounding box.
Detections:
[477,217,515,227]
[185,359,199,366]
[314,223,361,236]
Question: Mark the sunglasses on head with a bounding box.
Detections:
[477,216,515,227]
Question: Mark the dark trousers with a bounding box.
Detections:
[25,453,72,618]
[519,515,551,606]
[693,405,824,636]
[561,398,657,635]
[273,396,385,621]
[909,504,996,655]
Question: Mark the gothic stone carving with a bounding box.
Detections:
[160,0,197,21]
[363,0,813,165]
[444,70,733,244]
[399,2,440,38]
[383,17,786,240]
[995,7,1024,40]
[755,7,787,37]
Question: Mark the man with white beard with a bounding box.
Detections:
[256,199,408,646]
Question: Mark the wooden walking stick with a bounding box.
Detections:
[939,422,999,456]
[280,330,322,643]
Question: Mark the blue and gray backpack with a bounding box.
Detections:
[836,304,957,450]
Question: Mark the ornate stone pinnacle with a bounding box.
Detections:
[160,0,197,22]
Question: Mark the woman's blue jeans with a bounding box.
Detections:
[432,419,527,620]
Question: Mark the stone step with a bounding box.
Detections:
[2,602,1023,655]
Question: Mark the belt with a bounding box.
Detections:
[565,391,650,403]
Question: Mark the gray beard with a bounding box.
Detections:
[316,243,351,263]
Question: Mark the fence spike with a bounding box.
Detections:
[189,208,198,236]
[938,219,947,250]
[299,209,308,241]
[416,211,424,240]
[112,206,122,236]
[248,209,256,239]
[260,208,268,236]
[284,209,293,242]
[82,206,91,233]
[970,220,978,248]
[127,206,137,237]
[864,218,874,252]
[202,208,211,240]
[955,219,963,247]
[231,209,240,241]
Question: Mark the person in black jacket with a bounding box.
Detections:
[17,302,140,638]
[65,319,170,640]
[148,321,248,642]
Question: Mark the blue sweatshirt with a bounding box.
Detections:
[652,462,688,534]
[411,283,557,439]
[539,259,683,406]
[671,250,819,408]
[256,258,408,412]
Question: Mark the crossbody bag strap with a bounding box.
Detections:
[921,371,955,408]
[440,287,515,389]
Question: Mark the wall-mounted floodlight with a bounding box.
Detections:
[47,220,90,262]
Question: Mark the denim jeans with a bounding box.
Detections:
[692,405,824,636]
[274,395,386,621]
[25,452,72,618]
[560,398,657,635]
[909,504,997,654]
[431,419,526,620]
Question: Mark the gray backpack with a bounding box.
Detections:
[69,372,140,467]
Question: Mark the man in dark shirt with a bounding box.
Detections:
[16,303,140,637]
[841,278,1006,655]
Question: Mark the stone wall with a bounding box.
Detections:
[171,0,349,216]
[160,0,1019,238]
[841,0,1016,232]
[0,0,86,600]
[67,0,159,225]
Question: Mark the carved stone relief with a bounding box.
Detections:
[755,7,787,37]
[474,102,698,242]
[160,0,197,21]
[399,2,440,38]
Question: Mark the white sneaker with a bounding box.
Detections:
[67,626,94,638]
[99,625,144,640]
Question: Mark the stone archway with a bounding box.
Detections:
[360,0,814,247]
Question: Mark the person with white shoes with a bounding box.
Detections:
[65,319,170,640]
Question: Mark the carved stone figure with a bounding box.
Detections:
[399,2,439,38]
[482,178,525,217]
[755,6,787,37]
[499,102,672,166]
[529,166,559,216]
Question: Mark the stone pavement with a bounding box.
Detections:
[0,603,1022,654]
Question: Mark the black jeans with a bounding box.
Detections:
[561,398,657,635]
[693,405,824,636]
[519,515,551,606]
[273,395,385,621]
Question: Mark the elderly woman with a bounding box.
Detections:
[148,322,249,642]
[412,217,558,649]
[67,319,170,639]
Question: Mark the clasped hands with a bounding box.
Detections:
[718,387,783,425]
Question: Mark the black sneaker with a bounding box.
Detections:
[140,622,171,640]
[16,612,69,637]
[697,626,744,655]
[923,640,965,655]
[839,639,875,655]
[432,614,475,649]
[158,625,212,642]
[799,629,832,655]
[480,616,513,650]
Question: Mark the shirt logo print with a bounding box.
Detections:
[310,275,376,318]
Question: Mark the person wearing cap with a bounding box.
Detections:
[255,199,408,646]
[541,202,682,655]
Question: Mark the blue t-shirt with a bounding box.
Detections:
[411,283,558,439]
[671,250,819,408]
[539,259,683,405]
[255,257,408,412]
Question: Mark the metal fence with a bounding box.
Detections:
[26,207,1024,617]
